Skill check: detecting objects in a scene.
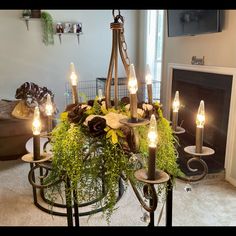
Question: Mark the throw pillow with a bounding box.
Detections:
[0,100,19,120]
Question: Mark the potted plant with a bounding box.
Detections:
[41,11,54,45]
[30,10,41,18]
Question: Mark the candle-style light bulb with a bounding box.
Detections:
[98,88,103,101]
[145,64,153,104]
[172,91,180,131]
[148,114,158,148]
[45,94,53,116]
[69,62,79,104]
[147,114,158,180]
[196,100,205,128]
[32,106,41,160]
[69,62,78,86]
[128,64,138,122]
[45,94,53,133]
[32,106,41,135]
[172,91,180,112]
[128,64,138,94]
[195,100,205,153]
[145,64,152,85]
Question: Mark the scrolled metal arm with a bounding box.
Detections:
[129,179,158,213]
[178,157,208,182]
[28,163,62,189]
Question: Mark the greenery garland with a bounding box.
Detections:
[45,98,183,224]
[41,11,54,46]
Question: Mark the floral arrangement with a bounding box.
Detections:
[12,82,57,119]
[46,96,183,223]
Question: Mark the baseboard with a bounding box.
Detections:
[225,175,236,187]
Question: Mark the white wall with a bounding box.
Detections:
[161,10,236,116]
[0,10,138,113]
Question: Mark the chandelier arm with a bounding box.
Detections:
[177,157,208,182]
[28,164,62,189]
[118,30,130,76]
[114,29,118,109]
[105,31,116,109]
[129,179,158,213]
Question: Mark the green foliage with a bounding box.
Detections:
[41,11,54,46]
[46,119,132,224]
[45,99,182,224]
[138,104,184,178]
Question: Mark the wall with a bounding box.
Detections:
[161,10,236,116]
[0,10,138,113]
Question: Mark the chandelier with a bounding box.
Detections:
[21,10,214,228]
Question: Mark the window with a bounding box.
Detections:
[145,10,164,102]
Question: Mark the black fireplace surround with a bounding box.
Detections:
[171,69,232,175]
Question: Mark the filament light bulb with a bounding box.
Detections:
[32,106,41,135]
[45,94,53,116]
[196,100,205,128]
[172,91,180,112]
[148,114,158,148]
[98,89,103,101]
[128,64,138,94]
[145,64,152,85]
[69,62,78,86]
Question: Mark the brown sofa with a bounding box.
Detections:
[0,118,33,160]
[0,99,47,160]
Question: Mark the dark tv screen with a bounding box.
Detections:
[167,10,223,37]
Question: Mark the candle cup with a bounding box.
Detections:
[130,93,138,122]
[195,126,204,153]
[172,111,178,132]
[147,84,153,104]
[33,134,41,160]
[148,147,156,180]
[72,85,79,104]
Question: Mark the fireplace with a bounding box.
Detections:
[166,64,236,185]
[171,69,232,175]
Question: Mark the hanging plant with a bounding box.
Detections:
[44,98,183,224]
[41,11,54,46]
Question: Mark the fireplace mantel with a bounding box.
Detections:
[166,63,236,186]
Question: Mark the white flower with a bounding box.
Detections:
[104,112,128,129]
[81,104,92,110]
[137,108,144,117]
[125,104,144,117]
[142,103,153,111]
[125,104,130,111]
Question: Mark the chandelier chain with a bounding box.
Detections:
[120,29,130,66]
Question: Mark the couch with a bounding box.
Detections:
[0,99,46,160]
[0,118,33,160]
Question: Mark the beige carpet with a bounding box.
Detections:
[0,159,236,226]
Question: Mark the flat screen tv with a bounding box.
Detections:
[167,10,223,37]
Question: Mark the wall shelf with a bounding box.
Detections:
[55,22,83,45]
